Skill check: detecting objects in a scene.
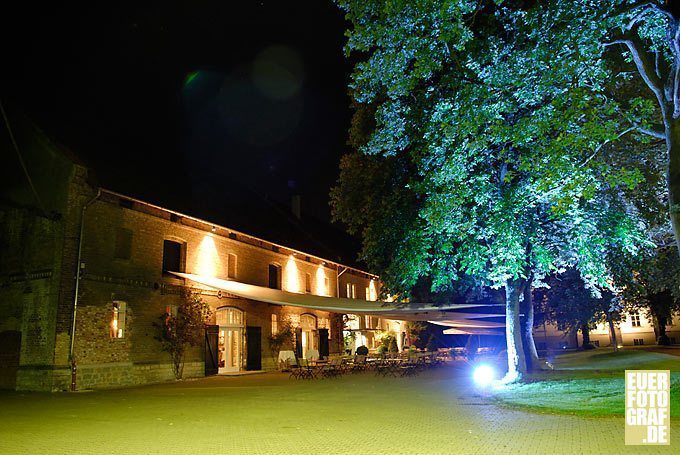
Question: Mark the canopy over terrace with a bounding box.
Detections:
[171,272,503,325]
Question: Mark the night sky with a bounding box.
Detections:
[2,1,353,239]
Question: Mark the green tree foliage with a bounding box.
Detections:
[333,0,655,381]
[268,316,295,365]
[541,269,616,349]
[156,289,212,380]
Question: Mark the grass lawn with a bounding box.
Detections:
[491,348,680,417]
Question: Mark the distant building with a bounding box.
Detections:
[533,313,680,352]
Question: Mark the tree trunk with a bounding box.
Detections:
[520,277,539,371]
[656,315,670,345]
[667,118,680,253]
[581,324,593,349]
[504,278,527,382]
[607,314,619,352]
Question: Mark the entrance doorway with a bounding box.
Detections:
[216,307,244,374]
[300,314,317,358]
[246,326,262,370]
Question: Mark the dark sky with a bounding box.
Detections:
[2,1,352,226]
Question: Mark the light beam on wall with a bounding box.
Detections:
[315,264,327,296]
[195,234,222,278]
[285,255,301,293]
[368,279,377,301]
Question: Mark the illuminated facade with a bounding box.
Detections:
[0,132,387,390]
[533,313,680,351]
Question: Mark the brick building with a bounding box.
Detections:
[0,121,385,391]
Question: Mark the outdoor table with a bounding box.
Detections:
[278,350,296,370]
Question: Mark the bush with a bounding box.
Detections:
[658,334,671,346]
[377,345,387,355]
[426,334,437,352]
[389,337,399,353]
[356,345,369,355]
[155,289,212,380]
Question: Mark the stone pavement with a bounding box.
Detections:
[0,365,676,454]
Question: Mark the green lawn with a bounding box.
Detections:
[492,348,680,417]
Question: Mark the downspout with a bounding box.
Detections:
[69,188,101,391]
[336,265,348,353]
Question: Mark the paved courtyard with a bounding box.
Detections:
[0,364,677,454]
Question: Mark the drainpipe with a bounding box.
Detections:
[69,188,101,391]
[336,265,348,353]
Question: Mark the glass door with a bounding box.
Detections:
[218,328,241,373]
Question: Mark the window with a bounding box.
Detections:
[364,315,374,329]
[305,273,312,293]
[365,287,370,301]
[110,301,126,338]
[114,228,132,259]
[227,253,237,279]
[271,314,278,336]
[630,312,641,327]
[268,264,281,289]
[324,277,330,296]
[633,338,644,346]
[346,283,356,299]
[162,239,184,274]
[216,307,244,326]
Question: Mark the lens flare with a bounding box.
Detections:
[473,365,496,387]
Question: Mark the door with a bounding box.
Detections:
[218,328,242,373]
[204,325,219,376]
[295,327,303,359]
[0,331,21,389]
[246,326,262,371]
[318,328,329,358]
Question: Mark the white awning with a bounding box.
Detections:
[429,320,505,329]
[172,272,501,322]
[442,328,505,336]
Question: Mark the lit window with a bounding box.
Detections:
[365,287,370,301]
[324,277,330,296]
[227,253,237,279]
[346,283,356,299]
[305,273,312,293]
[111,301,126,338]
[271,314,278,336]
[630,313,641,327]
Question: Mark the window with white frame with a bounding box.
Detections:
[227,253,237,279]
[111,301,126,338]
[271,314,278,336]
[365,287,370,301]
[630,312,641,327]
[324,277,330,296]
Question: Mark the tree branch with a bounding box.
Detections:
[604,31,669,124]
[636,126,667,139]
[580,127,637,168]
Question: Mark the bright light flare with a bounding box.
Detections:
[472,365,496,387]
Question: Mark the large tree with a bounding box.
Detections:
[333,0,650,381]
[600,1,680,250]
